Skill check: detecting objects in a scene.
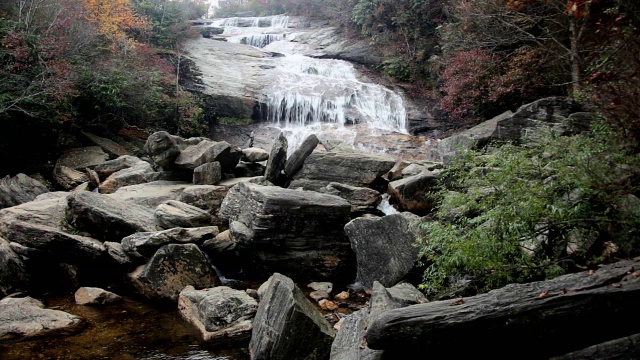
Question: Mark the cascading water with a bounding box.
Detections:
[211,15,289,48]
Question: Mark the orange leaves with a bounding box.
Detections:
[506,0,591,18]
[80,0,149,50]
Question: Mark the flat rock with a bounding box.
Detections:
[108,181,191,208]
[178,285,258,343]
[74,287,123,305]
[241,147,269,162]
[129,244,221,302]
[55,146,109,170]
[249,273,334,360]
[0,296,84,342]
[98,160,155,194]
[122,226,218,258]
[0,174,49,209]
[155,200,211,229]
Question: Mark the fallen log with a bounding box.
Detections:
[366,260,640,359]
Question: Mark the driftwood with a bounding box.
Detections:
[366,260,640,359]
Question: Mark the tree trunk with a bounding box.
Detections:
[569,18,581,95]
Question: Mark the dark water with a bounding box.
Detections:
[0,293,250,360]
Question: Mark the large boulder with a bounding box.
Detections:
[0,174,49,209]
[144,131,181,168]
[74,287,123,305]
[249,273,334,360]
[388,170,441,215]
[155,200,211,229]
[344,213,420,289]
[264,132,288,184]
[93,155,146,180]
[366,260,640,358]
[0,193,68,229]
[0,296,84,342]
[121,226,218,259]
[66,192,159,242]
[129,244,221,302]
[178,185,229,215]
[174,140,241,171]
[0,236,29,297]
[55,146,109,170]
[98,160,155,194]
[52,165,89,190]
[108,181,191,208]
[324,182,382,212]
[241,147,269,163]
[193,162,222,185]
[220,182,354,282]
[293,150,396,188]
[178,285,258,343]
[284,134,319,178]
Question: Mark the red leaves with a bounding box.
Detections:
[450,298,465,306]
[538,291,549,299]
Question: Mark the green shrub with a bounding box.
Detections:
[417,123,640,297]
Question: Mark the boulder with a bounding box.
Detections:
[293,150,396,188]
[155,200,211,229]
[86,168,100,188]
[83,131,130,157]
[249,273,334,360]
[284,134,319,178]
[344,213,420,289]
[550,333,640,360]
[98,160,155,194]
[104,241,134,265]
[0,296,84,342]
[178,285,258,343]
[144,131,181,168]
[388,170,441,215]
[108,181,191,208]
[53,165,89,190]
[0,174,49,209]
[0,220,105,262]
[93,155,146,180]
[74,287,123,305]
[0,236,29,297]
[366,260,640,359]
[177,185,229,226]
[233,162,265,178]
[325,183,382,212]
[193,162,222,185]
[220,182,354,282]
[0,193,69,229]
[264,132,287,184]
[129,244,220,302]
[202,229,236,254]
[122,226,218,258]
[55,146,109,170]
[66,191,159,242]
[241,147,269,162]
[174,140,241,171]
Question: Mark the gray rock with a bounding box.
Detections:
[0,174,49,209]
[550,333,640,360]
[178,285,258,343]
[86,168,100,189]
[386,282,427,306]
[0,193,69,229]
[104,241,134,265]
[284,134,319,178]
[220,182,353,282]
[178,185,229,225]
[0,296,84,342]
[98,160,155,194]
[294,150,395,188]
[0,220,105,262]
[0,236,29,297]
[74,287,123,305]
[83,132,131,157]
[66,191,159,242]
[325,182,382,212]
[144,131,181,168]
[55,146,109,170]
[94,155,146,180]
[287,179,329,192]
[155,200,211,229]
[250,273,334,360]
[264,132,288,184]
[174,140,241,171]
[53,165,89,190]
[308,282,333,294]
[388,170,441,215]
[241,147,269,162]
[366,260,640,358]
[129,244,220,302]
[108,181,191,209]
[344,213,420,289]
[193,162,222,185]
[233,162,265,178]
[202,229,236,254]
[122,226,218,258]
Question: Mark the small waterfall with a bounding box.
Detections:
[228,34,284,48]
[377,194,399,215]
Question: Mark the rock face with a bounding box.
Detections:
[249,273,334,360]
[98,160,155,194]
[94,155,146,179]
[74,287,123,305]
[366,260,640,359]
[550,333,640,360]
[174,140,241,171]
[55,146,109,170]
[178,285,258,343]
[155,200,211,229]
[129,244,220,302]
[0,296,84,342]
[284,134,319,178]
[264,132,287,184]
[121,226,218,258]
[66,191,159,242]
[193,162,222,185]
[0,236,29,297]
[294,150,396,188]
[220,182,354,282]
[0,174,49,209]
[344,213,420,289]
[388,170,441,215]
[144,131,181,168]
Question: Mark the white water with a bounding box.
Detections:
[377,194,399,215]
[211,15,408,152]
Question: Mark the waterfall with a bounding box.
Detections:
[228,34,284,48]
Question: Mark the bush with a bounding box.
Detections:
[417,123,640,298]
